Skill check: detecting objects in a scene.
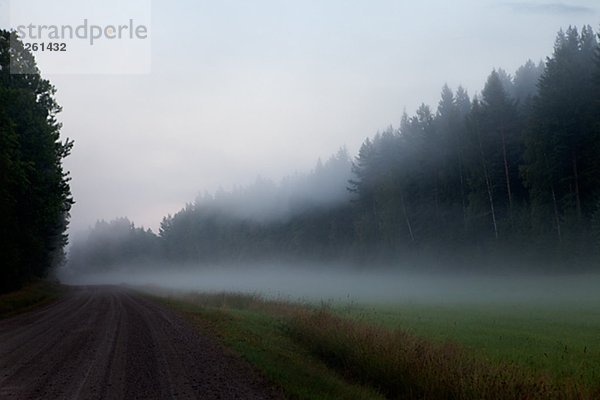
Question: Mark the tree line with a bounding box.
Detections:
[0,31,73,292]
[68,26,600,273]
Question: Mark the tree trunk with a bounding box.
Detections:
[551,185,562,242]
[477,127,498,239]
[400,192,415,242]
[543,152,561,242]
[483,164,499,239]
[501,129,513,213]
[572,152,582,219]
[457,141,467,230]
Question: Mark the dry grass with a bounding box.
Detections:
[288,309,594,400]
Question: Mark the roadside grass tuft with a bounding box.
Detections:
[0,280,63,318]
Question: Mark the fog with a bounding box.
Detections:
[58,264,600,306]
[193,147,353,222]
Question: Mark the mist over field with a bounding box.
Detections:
[57,263,600,305]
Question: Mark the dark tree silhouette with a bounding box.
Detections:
[0,31,73,292]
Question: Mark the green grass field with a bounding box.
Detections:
[336,301,600,388]
[156,290,600,399]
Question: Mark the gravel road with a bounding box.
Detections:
[0,286,282,399]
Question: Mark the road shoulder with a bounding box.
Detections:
[0,281,64,319]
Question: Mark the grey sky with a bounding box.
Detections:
[503,2,595,14]
[0,0,598,234]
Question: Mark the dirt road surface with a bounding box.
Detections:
[0,286,282,399]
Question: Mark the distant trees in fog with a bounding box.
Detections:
[67,218,160,273]
[158,149,355,263]
[68,25,600,272]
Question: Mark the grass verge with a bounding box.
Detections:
[159,294,385,400]
[0,280,63,319]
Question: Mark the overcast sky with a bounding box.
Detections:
[1,0,598,234]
